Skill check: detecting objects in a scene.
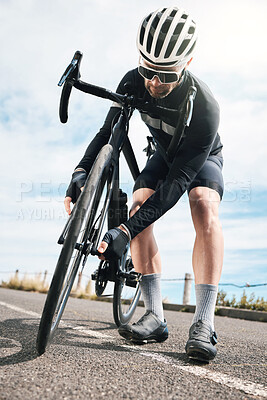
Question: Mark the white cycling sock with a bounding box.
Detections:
[140,273,164,322]
[192,284,218,331]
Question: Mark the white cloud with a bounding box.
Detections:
[191,0,267,74]
[1,0,267,289]
[219,96,267,185]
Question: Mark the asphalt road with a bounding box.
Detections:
[0,288,266,400]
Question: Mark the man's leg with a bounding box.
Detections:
[118,187,168,342]
[186,186,223,360]
[189,186,223,287]
[130,188,161,274]
[130,188,164,322]
[118,151,170,341]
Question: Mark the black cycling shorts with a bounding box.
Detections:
[134,150,224,200]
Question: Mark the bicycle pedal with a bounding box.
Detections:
[126,280,137,288]
[125,272,142,287]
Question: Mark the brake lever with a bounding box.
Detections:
[58,51,83,87]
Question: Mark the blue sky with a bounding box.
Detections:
[0,0,266,303]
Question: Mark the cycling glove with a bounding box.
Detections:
[102,227,129,260]
[66,170,87,203]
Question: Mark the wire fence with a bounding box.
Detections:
[162,279,267,288]
[0,269,266,289]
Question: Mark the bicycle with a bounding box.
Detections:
[36,51,197,355]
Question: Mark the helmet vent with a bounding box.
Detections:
[174,22,184,35]
[146,13,161,54]
[164,38,176,58]
[146,32,153,54]
[176,39,190,56]
[155,34,164,57]
[170,9,177,18]
[140,14,152,46]
[188,26,195,34]
[139,26,145,46]
[162,18,172,34]
[151,13,161,32]
[184,40,196,58]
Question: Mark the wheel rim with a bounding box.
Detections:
[117,280,141,324]
[114,249,141,325]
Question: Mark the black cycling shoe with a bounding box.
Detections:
[185,320,218,362]
[118,311,168,344]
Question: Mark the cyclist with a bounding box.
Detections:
[65,6,223,362]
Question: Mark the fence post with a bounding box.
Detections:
[85,279,93,296]
[183,273,193,305]
[76,272,82,292]
[42,270,47,286]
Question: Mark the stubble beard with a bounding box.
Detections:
[145,81,179,99]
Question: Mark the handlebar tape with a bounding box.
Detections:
[59,80,73,123]
[74,80,115,101]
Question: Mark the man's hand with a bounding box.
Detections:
[97,227,130,260]
[64,168,87,214]
[64,187,85,215]
[64,196,72,215]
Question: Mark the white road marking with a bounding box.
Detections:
[139,351,267,398]
[72,326,112,339]
[0,301,40,318]
[1,300,266,398]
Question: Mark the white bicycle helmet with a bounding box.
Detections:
[137,6,197,67]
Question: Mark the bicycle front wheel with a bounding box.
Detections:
[36,144,113,355]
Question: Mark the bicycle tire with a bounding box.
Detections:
[36,144,113,355]
[113,250,141,327]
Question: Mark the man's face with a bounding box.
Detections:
[141,59,186,99]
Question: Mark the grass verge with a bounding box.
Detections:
[216,289,267,311]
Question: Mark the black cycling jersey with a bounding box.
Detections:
[76,68,223,239]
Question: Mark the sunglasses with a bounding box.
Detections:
[138,65,181,84]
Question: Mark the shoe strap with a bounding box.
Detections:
[191,321,218,346]
[211,331,218,345]
[134,311,153,326]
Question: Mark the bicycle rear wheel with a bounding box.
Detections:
[113,248,141,327]
[36,144,113,355]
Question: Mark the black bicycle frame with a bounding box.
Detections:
[107,109,137,229]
